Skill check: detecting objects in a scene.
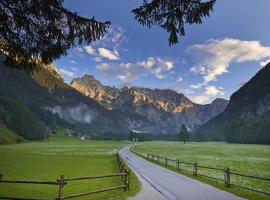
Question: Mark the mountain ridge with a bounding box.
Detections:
[70,74,228,132]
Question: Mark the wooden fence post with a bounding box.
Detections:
[147,153,149,159]
[226,167,231,187]
[193,162,197,176]
[224,168,227,187]
[157,155,160,163]
[57,175,65,200]
[124,169,128,191]
[176,159,180,170]
[224,167,231,187]
[165,157,168,166]
[0,174,2,183]
[127,169,130,191]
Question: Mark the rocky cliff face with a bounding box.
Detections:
[71,75,228,133]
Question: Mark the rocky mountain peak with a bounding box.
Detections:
[32,63,68,92]
[70,74,228,132]
[71,74,102,88]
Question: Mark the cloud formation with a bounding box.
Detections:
[98,48,120,60]
[47,104,95,124]
[260,59,270,67]
[95,25,126,48]
[192,86,224,104]
[189,38,270,84]
[84,45,95,55]
[83,45,120,61]
[190,83,202,89]
[96,57,174,82]
[59,68,76,78]
[176,76,183,82]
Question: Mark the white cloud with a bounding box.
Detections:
[59,68,76,78]
[69,60,77,64]
[138,57,174,79]
[176,76,183,82]
[84,45,95,55]
[260,59,270,67]
[93,56,102,62]
[192,86,224,104]
[205,86,224,96]
[71,67,78,72]
[192,95,209,104]
[96,57,174,82]
[190,83,202,89]
[95,25,126,48]
[83,45,120,61]
[98,48,120,60]
[189,38,270,84]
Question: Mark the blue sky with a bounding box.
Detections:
[54,0,270,104]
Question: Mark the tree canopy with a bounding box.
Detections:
[132,0,216,45]
[177,124,190,144]
[0,0,110,72]
[0,0,216,72]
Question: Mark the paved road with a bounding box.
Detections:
[119,146,244,200]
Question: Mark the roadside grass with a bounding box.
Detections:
[0,132,140,199]
[131,141,270,200]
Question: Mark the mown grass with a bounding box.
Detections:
[0,132,140,199]
[132,141,270,200]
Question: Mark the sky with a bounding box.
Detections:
[54,0,270,104]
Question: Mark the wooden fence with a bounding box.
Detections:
[0,153,130,200]
[146,153,270,196]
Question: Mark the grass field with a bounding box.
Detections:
[132,141,270,200]
[0,132,140,199]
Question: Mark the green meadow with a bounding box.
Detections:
[132,141,270,200]
[0,133,140,199]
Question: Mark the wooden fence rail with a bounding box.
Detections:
[147,153,270,196]
[0,153,130,200]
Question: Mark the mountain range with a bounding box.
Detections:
[1,54,269,144]
[70,75,228,133]
[0,56,228,142]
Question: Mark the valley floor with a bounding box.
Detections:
[0,132,140,199]
[132,141,270,200]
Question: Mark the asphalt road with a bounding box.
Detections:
[119,146,244,200]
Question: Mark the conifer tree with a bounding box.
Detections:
[132,0,216,45]
[177,125,190,144]
[0,0,110,72]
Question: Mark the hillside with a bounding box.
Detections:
[195,62,270,144]
[0,57,134,141]
[0,123,25,144]
[71,75,228,133]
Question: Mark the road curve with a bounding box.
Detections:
[119,146,244,200]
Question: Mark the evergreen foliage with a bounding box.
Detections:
[0,0,110,72]
[132,0,216,45]
[177,125,190,144]
[0,95,47,140]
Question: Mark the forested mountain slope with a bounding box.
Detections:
[195,62,270,144]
